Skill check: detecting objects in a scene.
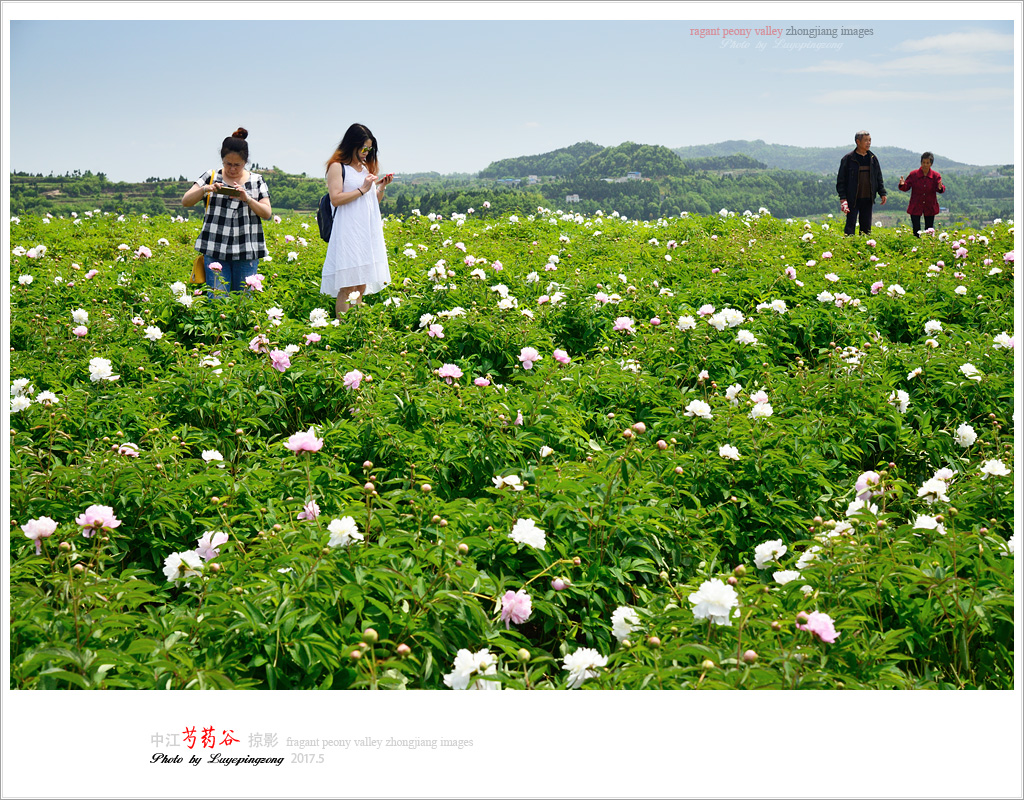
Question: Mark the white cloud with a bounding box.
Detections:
[814,85,1012,106]
[796,52,1010,79]
[898,30,1013,53]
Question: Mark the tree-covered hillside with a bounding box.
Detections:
[477,142,605,179]
[672,139,986,176]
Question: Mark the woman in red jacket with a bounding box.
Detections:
[898,152,945,237]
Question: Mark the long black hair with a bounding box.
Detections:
[326,123,379,174]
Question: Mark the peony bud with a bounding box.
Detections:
[361,628,378,644]
[632,422,646,434]
[742,650,758,664]
[517,648,531,663]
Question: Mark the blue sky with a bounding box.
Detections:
[4,3,1019,183]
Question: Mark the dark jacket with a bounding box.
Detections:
[836,149,886,204]
[898,168,945,216]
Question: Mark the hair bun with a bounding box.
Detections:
[232,127,248,140]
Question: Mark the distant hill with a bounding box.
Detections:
[477,142,605,179]
[672,139,992,175]
[480,142,767,182]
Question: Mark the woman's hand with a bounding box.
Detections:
[361,174,377,195]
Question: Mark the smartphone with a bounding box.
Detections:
[376,173,394,185]
[215,185,243,198]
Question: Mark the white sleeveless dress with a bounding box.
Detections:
[320,164,391,297]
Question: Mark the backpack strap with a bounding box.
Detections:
[333,164,345,220]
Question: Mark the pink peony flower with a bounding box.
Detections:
[245,273,264,292]
[72,326,88,337]
[195,531,229,561]
[553,349,570,364]
[116,442,140,457]
[797,611,840,643]
[285,427,324,453]
[343,369,364,390]
[75,504,121,537]
[249,334,270,354]
[84,269,99,279]
[269,349,291,373]
[870,280,884,295]
[22,516,58,556]
[304,332,321,345]
[785,267,797,280]
[519,346,541,369]
[208,261,223,272]
[514,410,524,426]
[855,470,881,500]
[500,589,533,629]
[1004,252,1015,263]
[297,500,321,521]
[474,377,491,387]
[135,246,152,258]
[438,363,463,384]
[427,323,445,338]
[612,316,636,334]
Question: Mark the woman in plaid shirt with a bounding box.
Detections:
[182,127,273,295]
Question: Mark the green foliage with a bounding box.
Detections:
[8,205,1015,690]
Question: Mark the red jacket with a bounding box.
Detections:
[898,168,945,215]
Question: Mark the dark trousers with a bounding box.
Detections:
[910,215,935,237]
[844,198,873,235]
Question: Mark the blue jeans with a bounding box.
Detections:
[204,256,259,297]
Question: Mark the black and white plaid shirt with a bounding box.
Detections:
[193,169,270,261]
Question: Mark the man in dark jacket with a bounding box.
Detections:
[836,130,887,235]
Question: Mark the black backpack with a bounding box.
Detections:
[315,164,345,242]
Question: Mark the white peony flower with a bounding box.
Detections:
[980,459,1010,478]
[163,550,204,584]
[959,363,982,382]
[953,423,977,448]
[509,518,546,550]
[684,400,712,420]
[754,539,787,569]
[443,648,501,690]
[611,606,640,642]
[688,579,739,626]
[563,647,608,689]
[719,444,741,460]
[327,516,364,548]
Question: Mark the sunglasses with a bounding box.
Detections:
[358,146,374,154]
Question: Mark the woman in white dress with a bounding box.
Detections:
[320,123,393,315]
